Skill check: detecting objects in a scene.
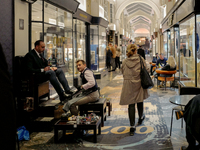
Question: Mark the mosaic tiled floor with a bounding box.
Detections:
[20,71,188,150]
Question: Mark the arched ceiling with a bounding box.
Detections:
[124,3,154,17]
[115,0,161,20]
[130,16,151,25]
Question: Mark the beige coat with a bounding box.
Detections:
[120,54,149,105]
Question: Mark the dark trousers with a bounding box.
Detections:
[128,102,143,126]
[150,65,154,75]
[44,68,70,98]
[115,57,120,69]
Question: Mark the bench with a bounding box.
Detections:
[79,98,107,127]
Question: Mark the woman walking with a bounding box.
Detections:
[120,44,149,136]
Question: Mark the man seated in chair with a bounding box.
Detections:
[175,95,200,150]
[24,40,73,104]
[62,60,99,116]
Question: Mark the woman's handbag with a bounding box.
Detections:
[139,56,154,89]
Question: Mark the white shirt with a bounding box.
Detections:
[81,67,95,90]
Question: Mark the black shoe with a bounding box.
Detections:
[60,92,72,102]
[130,127,136,136]
[66,90,74,95]
[137,115,145,126]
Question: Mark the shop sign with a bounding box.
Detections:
[168,14,174,26]
[79,13,87,19]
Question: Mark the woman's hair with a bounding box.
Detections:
[106,46,110,50]
[167,56,176,68]
[126,44,137,57]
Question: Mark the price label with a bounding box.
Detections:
[74,124,77,128]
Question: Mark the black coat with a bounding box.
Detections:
[0,43,16,150]
[184,94,200,139]
[24,49,49,82]
[137,48,146,60]
[161,64,176,71]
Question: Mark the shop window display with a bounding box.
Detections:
[99,26,106,70]
[163,32,168,57]
[174,27,179,71]
[170,28,175,57]
[90,25,99,71]
[31,1,73,85]
[73,19,86,76]
[167,31,171,58]
[196,15,200,87]
[180,16,195,86]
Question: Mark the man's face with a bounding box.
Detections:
[35,42,45,53]
[160,55,164,60]
[77,61,86,72]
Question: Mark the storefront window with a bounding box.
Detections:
[31,0,73,85]
[180,16,195,86]
[99,26,106,70]
[73,19,86,76]
[163,32,168,57]
[152,39,156,55]
[170,28,175,57]
[174,27,179,72]
[196,15,200,87]
[90,25,99,71]
[168,31,171,58]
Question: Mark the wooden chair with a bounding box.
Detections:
[14,56,50,111]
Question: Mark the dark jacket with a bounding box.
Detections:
[184,95,200,139]
[156,57,167,67]
[137,48,146,60]
[24,49,49,82]
[106,49,113,64]
[0,43,16,150]
[161,64,176,71]
[24,49,48,74]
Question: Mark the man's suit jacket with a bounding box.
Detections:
[24,49,48,74]
[137,48,146,60]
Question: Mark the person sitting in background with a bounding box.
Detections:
[154,56,176,87]
[156,53,167,68]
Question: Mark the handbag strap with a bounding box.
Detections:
[139,56,145,70]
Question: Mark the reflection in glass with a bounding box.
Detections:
[90,25,99,71]
[99,26,106,70]
[171,28,175,57]
[180,16,195,87]
[31,1,73,85]
[168,31,171,58]
[163,32,168,57]
[196,15,200,87]
[73,19,86,76]
[174,27,179,72]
